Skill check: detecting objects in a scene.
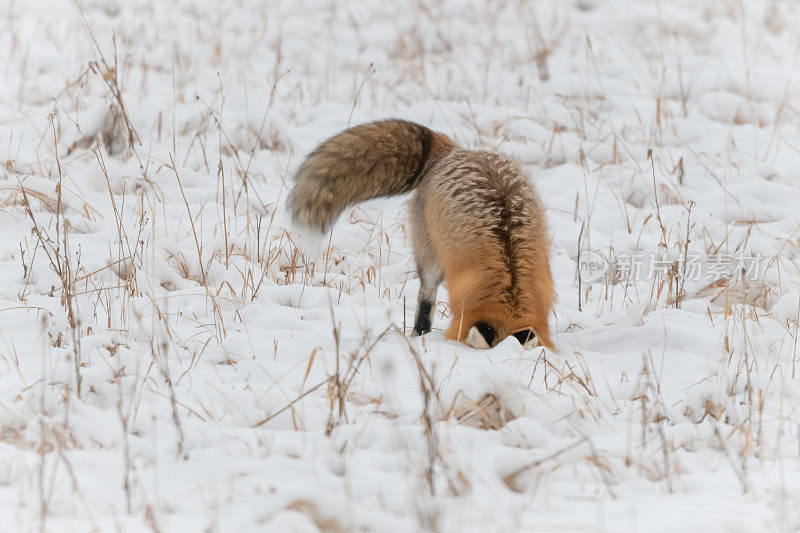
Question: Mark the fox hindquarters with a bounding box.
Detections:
[288,119,554,349]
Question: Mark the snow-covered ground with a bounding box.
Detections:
[2,0,800,530]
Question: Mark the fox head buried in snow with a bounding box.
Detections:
[465,323,540,350]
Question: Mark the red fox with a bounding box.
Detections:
[288,120,554,349]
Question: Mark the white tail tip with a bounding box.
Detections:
[289,221,326,259]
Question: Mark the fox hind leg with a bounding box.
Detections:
[409,192,442,336]
[412,264,441,336]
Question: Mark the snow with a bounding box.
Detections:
[2,0,800,530]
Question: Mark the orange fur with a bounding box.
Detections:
[440,248,554,349]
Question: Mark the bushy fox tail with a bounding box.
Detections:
[288,120,454,233]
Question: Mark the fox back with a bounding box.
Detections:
[412,149,554,347]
